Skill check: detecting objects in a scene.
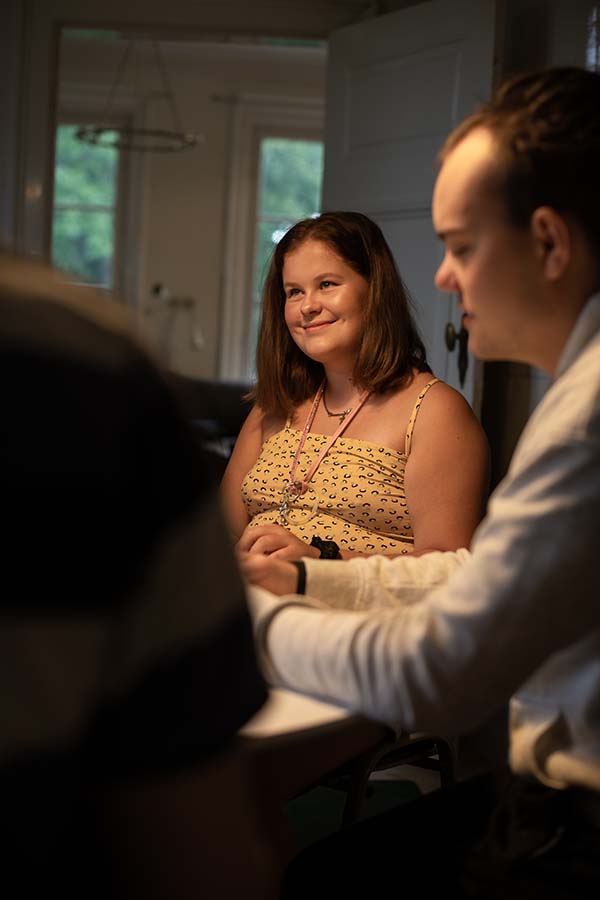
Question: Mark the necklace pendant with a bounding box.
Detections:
[278,480,307,521]
[322,386,354,422]
[278,492,290,520]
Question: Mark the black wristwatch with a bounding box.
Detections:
[310,535,342,559]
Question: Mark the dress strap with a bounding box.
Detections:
[404,377,440,457]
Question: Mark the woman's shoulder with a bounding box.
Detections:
[405,376,488,453]
[377,371,450,414]
[413,377,478,420]
[379,373,482,437]
[249,403,288,444]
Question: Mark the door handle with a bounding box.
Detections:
[445,316,469,388]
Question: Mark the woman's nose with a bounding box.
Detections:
[435,254,457,293]
[300,290,321,315]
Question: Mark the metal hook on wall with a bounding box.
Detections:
[150,281,205,363]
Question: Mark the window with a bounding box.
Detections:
[248,137,324,360]
[51,123,121,288]
[219,96,324,380]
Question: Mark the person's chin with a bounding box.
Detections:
[296,340,329,362]
[468,333,504,363]
[301,330,335,349]
[462,323,484,360]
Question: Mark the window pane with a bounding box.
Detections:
[258,138,323,219]
[52,124,120,287]
[51,208,115,287]
[54,125,118,207]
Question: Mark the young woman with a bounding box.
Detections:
[221,211,489,560]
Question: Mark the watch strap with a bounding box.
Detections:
[290,560,306,594]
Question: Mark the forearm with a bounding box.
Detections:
[259,563,547,735]
[303,548,470,610]
[261,483,599,735]
[262,604,416,727]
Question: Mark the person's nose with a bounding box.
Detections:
[435,253,458,293]
[300,288,321,316]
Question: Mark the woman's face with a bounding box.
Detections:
[282,239,368,370]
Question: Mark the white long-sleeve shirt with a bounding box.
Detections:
[251,294,600,791]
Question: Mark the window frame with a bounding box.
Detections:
[218,94,324,380]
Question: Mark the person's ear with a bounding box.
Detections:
[530,206,571,281]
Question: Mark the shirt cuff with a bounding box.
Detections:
[303,557,366,607]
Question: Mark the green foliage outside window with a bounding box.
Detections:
[52,124,119,286]
[249,137,324,359]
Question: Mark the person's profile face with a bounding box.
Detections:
[432,127,541,365]
[281,238,368,369]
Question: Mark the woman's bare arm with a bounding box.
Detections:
[403,382,490,554]
[220,405,268,539]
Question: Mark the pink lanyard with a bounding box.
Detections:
[285,379,371,498]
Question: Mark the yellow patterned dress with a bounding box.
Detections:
[240,379,439,555]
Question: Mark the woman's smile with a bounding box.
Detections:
[303,319,336,332]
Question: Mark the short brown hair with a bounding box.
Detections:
[251,211,429,416]
[440,67,600,251]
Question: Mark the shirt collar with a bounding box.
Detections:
[555,293,600,379]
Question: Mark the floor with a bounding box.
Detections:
[285,775,421,852]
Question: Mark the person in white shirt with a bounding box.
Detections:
[241,66,600,898]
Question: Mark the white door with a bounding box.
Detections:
[323,0,496,408]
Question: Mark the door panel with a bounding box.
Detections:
[323,0,496,407]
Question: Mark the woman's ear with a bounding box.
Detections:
[530,206,571,281]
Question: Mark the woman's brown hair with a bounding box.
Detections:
[251,211,429,417]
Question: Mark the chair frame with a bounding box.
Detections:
[322,731,456,827]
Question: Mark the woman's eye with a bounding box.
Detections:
[286,288,301,298]
[452,246,470,259]
[320,280,335,289]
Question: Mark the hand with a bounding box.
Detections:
[239,551,300,596]
[236,523,320,560]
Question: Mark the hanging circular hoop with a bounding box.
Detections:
[75,125,201,153]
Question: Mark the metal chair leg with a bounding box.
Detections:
[339,734,457,827]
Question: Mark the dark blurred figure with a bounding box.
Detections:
[0,255,279,899]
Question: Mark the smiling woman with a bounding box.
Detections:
[220,211,490,561]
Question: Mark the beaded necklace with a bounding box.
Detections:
[278,379,371,522]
